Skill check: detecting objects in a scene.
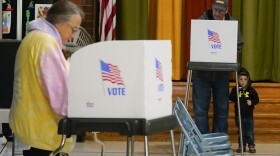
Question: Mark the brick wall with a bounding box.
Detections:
[70,0,97,42]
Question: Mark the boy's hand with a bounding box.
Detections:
[247,100,252,106]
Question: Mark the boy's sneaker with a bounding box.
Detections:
[249,146,256,153]
[236,147,246,153]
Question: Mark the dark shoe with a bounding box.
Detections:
[236,147,246,153]
[249,146,256,153]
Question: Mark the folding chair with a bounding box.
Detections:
[174,97,234,156]
[181,98,229,143]
[176,97,231,150]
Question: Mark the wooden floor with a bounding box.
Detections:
[2,140,280,156]
[87,82,280,143]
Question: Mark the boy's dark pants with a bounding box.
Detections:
[235,115,255,147]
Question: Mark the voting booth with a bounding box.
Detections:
[183,19,242,155]
[50,40,177,156]
[68,40,172,120]
[190,19,238,63]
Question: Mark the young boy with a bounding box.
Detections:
[229,68,259,153]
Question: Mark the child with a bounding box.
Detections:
[229,68,259,153]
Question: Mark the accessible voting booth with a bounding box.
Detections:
[183,20,242,155]
[51,41,177,156]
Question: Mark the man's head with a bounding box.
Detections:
[212,0,228,20]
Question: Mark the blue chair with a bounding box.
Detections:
[174,97,234,156]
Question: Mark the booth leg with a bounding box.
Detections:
[131,136,134,156]
[144,136,149,156]
[235,71,244,156]
[170,130,176,156]
[177,133,183,156]
[126,136,130,156]
[126,136,136,156]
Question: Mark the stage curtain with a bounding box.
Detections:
[232,0,280,82]
[116,0,149,40]
[273,1,280,81]
[148,0,185,80]
[184,0,212,80]
[115,0,280,82]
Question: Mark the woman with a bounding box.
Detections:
[9,0,84,155]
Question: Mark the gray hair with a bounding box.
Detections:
[46,0,85,24]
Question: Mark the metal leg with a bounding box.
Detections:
[49,135,67,156]
[126,136,135,156]
[178,69,193,156]
[92,132,105,156]
[184,69,192,107]
[235,71,244,156]
[131,136,134,156]
[126,136,131,156]
[170,130,176,156]
[177,133,184,156]
[144,136,149,156]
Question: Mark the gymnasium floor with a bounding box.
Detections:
[1,139,280,156]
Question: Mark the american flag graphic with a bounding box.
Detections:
[100,60,125,85]
[99,0,116,41]
[155,58,164,81]
[208,29,221,43]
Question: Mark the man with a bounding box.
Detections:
[192,0,244,134]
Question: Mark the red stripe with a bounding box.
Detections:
[100,0,116,41]
[99,0,108,39]
[112,27,116,40]
[104,3,116,40]
[101,63,125,85]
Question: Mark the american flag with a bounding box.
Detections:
[155,58,164,81]
[208,29,221,43]
[99,0,116,41]
[100,60,125,85]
